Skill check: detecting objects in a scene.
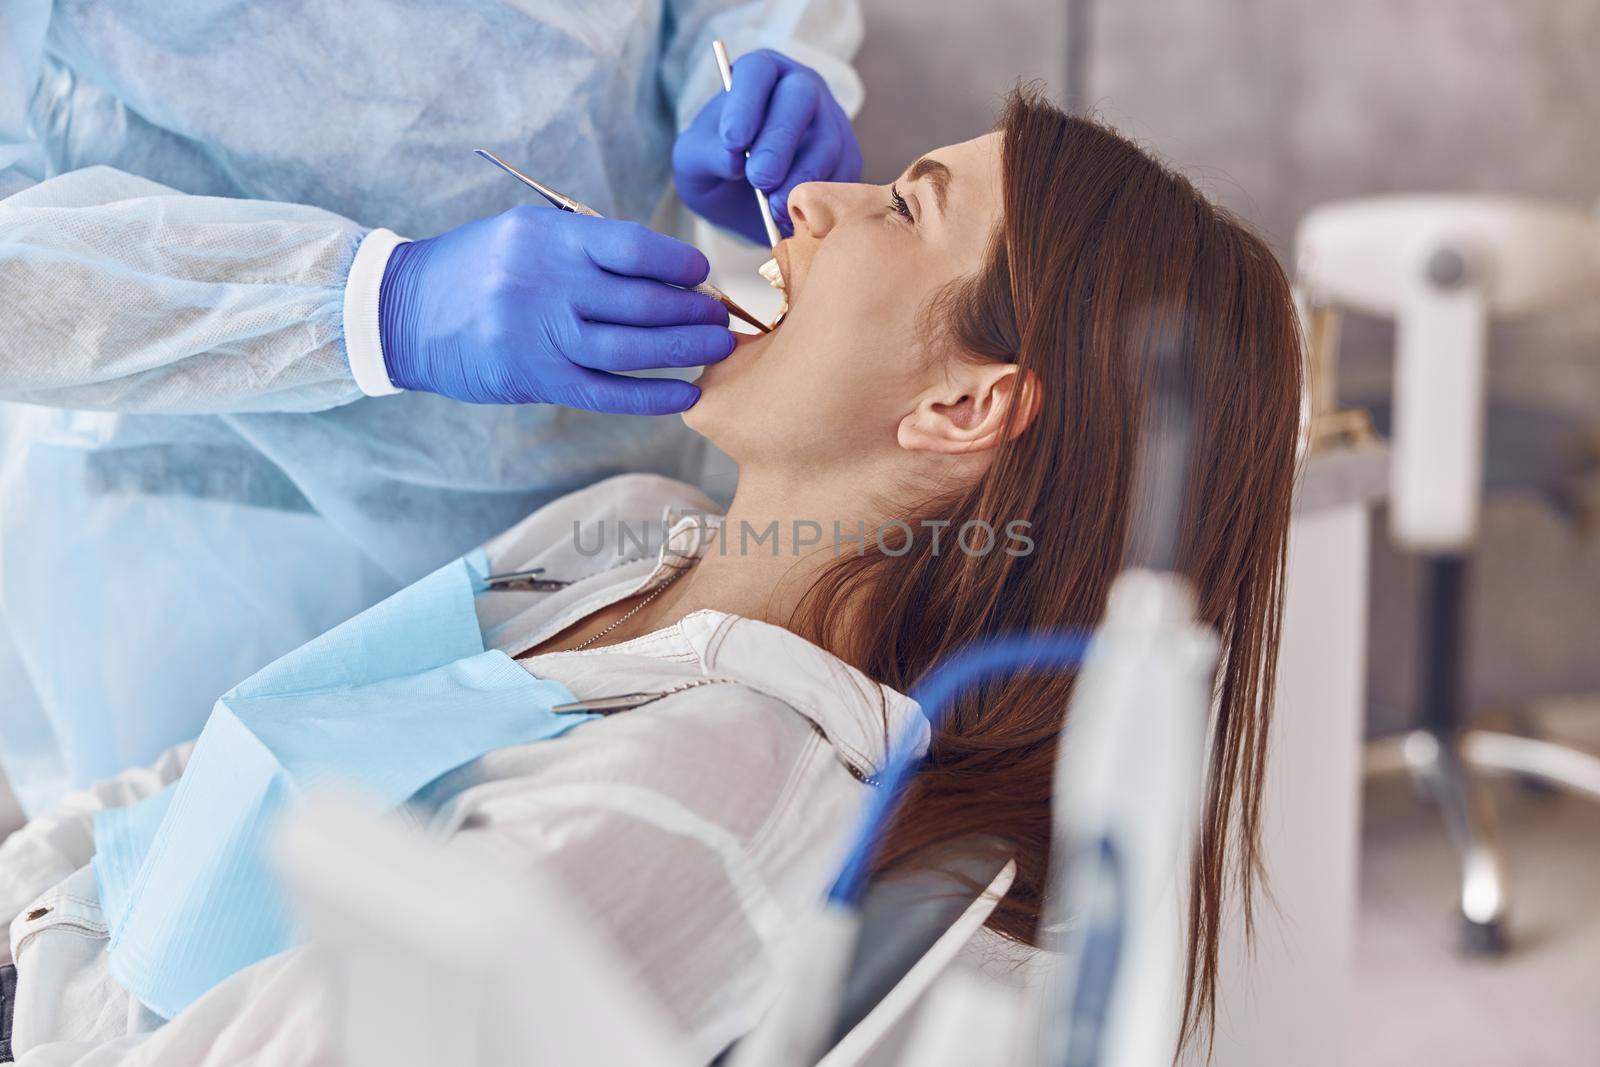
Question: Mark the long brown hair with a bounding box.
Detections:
[790,88,1304,1052]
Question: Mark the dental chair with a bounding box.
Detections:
[277,796,1017,1067]
[810,852,1016,1067]
[1295,195,1600,952]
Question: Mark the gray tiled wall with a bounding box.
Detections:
[855,0,1600,729]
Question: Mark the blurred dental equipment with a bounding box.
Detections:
[1297,197,1600,552]
[474,148,771,333]
[1034,326,1215,1067]
[1031,576,1214,1067]
[1296,196,1600,951]
[712,39,786,249]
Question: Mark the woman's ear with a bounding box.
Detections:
[897,361,1041,455]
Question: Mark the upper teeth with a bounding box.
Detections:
[758,257,786,291]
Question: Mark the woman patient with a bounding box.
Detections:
[0,89,1302,1064]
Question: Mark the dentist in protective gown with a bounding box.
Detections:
[0,0,866,817]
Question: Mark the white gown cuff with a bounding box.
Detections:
[342,228,411,397]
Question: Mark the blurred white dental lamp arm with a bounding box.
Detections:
[1294,196,1600,552]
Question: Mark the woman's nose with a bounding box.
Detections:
[787,181,879,240]
[786,182,832,239]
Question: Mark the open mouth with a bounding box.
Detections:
[758,254,789,329]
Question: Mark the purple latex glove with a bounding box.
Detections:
[673,49,863,245]
[378,207,733,413]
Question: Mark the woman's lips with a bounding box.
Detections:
[774,242,794,296]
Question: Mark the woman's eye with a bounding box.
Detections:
[889,184,914,223]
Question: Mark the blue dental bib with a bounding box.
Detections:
[91,549,595,1020]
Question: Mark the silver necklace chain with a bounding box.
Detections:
[564,559,697,652]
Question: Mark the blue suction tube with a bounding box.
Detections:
[827,630,1092,909]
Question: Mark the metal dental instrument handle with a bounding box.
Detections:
[473,149,770,334]
[711,40,785,250]
[474,149,593,215]
[482,567,570,593]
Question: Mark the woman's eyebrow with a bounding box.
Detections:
[907,157,952,215]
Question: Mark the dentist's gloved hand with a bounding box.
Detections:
[673,49,863,245]
[377,207,733,413]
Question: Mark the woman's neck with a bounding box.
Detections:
[635,468,886,635]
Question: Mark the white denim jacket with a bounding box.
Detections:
[0,474,928,1065]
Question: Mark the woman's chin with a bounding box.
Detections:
[681,327,773,435]
[695,327,774,387]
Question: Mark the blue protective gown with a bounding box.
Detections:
[0,0,863,815]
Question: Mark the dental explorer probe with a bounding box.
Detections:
[473,149,771,334]
[712,39,785,249]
